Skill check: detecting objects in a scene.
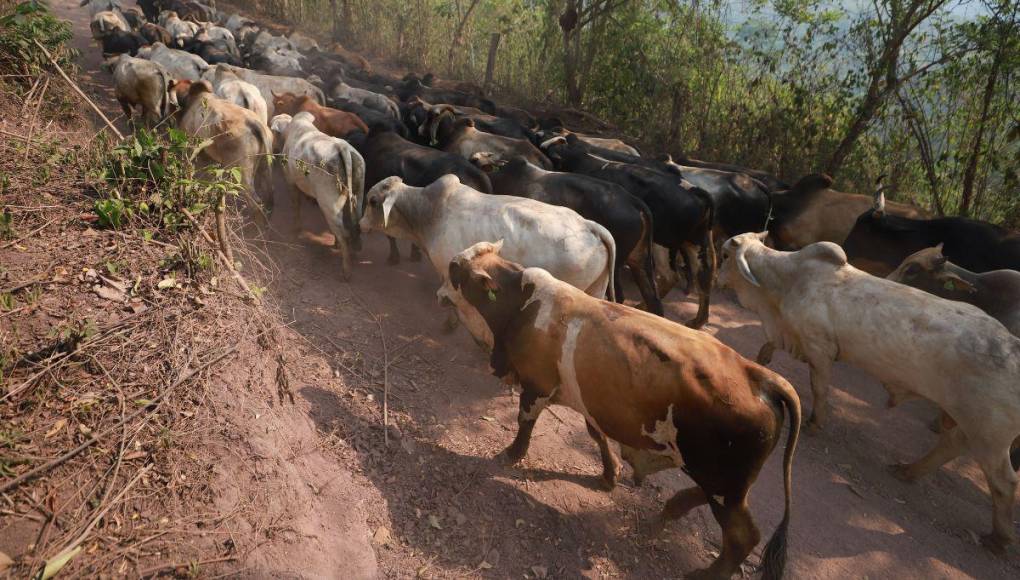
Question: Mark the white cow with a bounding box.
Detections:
[105,54,174,126]
[215,79,267,125]
[719,231,1020,554]
[202,64,323,118]
[272,112,365,280]
[197,25,239,56]
[90,10,129,39]
[81,0,123,17]
[159,11,201,47]
[137,42,208,81]
[329,82,399,119]
[359,174,616,346]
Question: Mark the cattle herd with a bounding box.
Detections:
[81,0,1020,577]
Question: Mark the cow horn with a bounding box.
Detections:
[382,194,398,228]
[538,135,567,150]
[735,244,761,288]
[873,175,887,216]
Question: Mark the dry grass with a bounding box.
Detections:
[0,74,286,578]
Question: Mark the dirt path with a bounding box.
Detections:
[54,2,1018,578]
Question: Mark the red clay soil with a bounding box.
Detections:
[49,0,1019,577]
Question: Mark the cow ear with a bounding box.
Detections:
[381,194,398,228]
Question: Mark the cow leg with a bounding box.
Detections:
[289,186,303,233]
[585,421,620,490]
[755,341,775,366]
[614,266,625,304]
[682,243,713,329]
[974,445,1019,553]
[690,497,760,580]
[648,486,708,534]
[386,236,401,265]
[118,99,133,125]
[409,243,422,262]
[628,253,663,315]
[890,424,967,482]
[313,198,353,280]
[502,387,549,464]
[806,359,832,429]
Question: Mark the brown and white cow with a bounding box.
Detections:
[448,241,800,580]
[720,231,1020,553]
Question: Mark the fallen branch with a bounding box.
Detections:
[23,74,49,162]
[181,208,259,304]
[0,217,58,250]
[0,345,239,495]
[32,39,124,141]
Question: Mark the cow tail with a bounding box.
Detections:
[590,220,616,303]
[760,376,802,580]
[751,176,775,233]
[158,69,170,121]
[636,198,658,298]
[313,85,326,105]
[691,187,716,280]
[248,118,272,196]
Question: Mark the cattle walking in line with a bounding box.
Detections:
[359,176,616,347]
[169,79,273,211]
[272,112,365,280]
[543,136,716,328]
[448,241,800,580]
[720,232,1020,554]
[475,155,662,315]
[351,128,493,265]
[106,54,174,126]
[888,245,1020,337]
[271,92,368,138]
[843,182,1020,276]
[767,174,929,252]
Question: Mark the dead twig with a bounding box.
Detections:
[32,39,124,141]
[23,74,49,162]
[0,344,239,495]
[137,555,237,577]
[0,217,59,250]
[275,352,295,404]
[181,208,258,303]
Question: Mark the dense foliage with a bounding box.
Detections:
[246,0,1019,226]
[0,0,76,81]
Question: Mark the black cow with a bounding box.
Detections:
[329,98,408,138]
[396,77,493,113]
[181,39,243,66]
[544,134,769,246]
[101,30,147,56]
[349,127,493,264]
[844,189,1020,276]
[543,139,716,329]
[476,156,662,315]
[418,104,534,141]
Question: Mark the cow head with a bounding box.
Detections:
[360,176,411,238]
[887,244,976,296]
[469,152,507,173]
[538,135,567,163]
[720,232,768,289]
[448,241,529,344]
[271,91,300,115]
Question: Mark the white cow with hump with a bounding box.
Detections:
[359,174,616,347]
[719,231,1020,554]
[271,112,365,281]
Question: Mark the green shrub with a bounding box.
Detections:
[0,1,77,81]
[93,128,245,232]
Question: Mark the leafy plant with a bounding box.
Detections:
[0,208,13,239]
[0,1,77,82]
[94,128,246,232]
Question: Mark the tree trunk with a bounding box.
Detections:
[446,0,481,77]
[959,34,1006,216]
[483,32,501,94]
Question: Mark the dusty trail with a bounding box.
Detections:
[54,1,1019,577]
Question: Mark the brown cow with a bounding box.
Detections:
[448,241,801,580]
[328,42,372,74]
[272,92,369,139]
[768,174,929,250]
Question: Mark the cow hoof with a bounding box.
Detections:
[500,447,526,465]
[803,417,823,433]
[980,532,1011,555]
[684,317,707,330]
[442,314,460,333]
[409,247,423,262]
[685,566,725,580]
[887,463,918,483]
[600,473,617,491]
